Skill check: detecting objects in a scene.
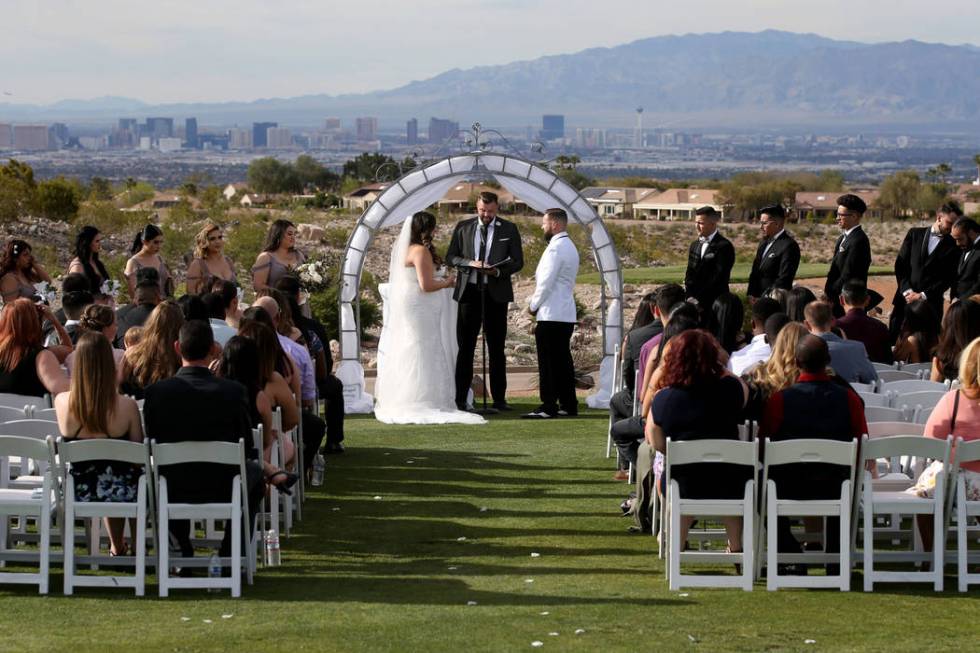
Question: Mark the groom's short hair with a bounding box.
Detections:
[478,191,498,205]
[544,208,568,225]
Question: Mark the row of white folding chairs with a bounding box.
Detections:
[658,434,979,592]
[0,434,259,596]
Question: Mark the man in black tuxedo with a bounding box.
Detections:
[824,194,872,318]
[684,206,735,308]
[143,320,264,558]
[747,205,801,301]
[889,201,962,337]
[446,191,524,410]
[952,217,980,301]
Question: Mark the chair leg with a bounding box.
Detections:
[934,498,944,592]
[742,486,754,592]
[767,491,778,591]
[231,506,241,598]
[863,492,873,592]
[39,506,50,595]
[63,501,75,596]
[668,490,681,590]
[840,489,851,592]
[158,495,169,598]
[958,483,968,592]
[136,484,147,597]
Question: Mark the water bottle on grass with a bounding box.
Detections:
[207,552,221,592]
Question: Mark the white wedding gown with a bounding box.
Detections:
[374,220,486,425]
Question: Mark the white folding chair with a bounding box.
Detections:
[891,391,945,413]
[872,362,896,372]
[0,435,56,594]
[865,405,908,423]
[856,434,951,592]
[877,370,920,383]
[31,408,58,422]
[0,420,61,491]
[0,406,31,422]
[857,392,889,408]
[881,380,947,395]
[900,362,932,375]
[606,345,622,459]
[850,381,876,394]
[664,438,757,591]
[59,438,153,596]
[153,438,252,597]
[0,393,42,413]
[949,439,980,592]
[760,438,856,591]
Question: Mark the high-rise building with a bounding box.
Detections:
[48,123,69,149]
[324,117,341,131]
[13,125,51,150]
[575,128,606,149]
[266,127,292,148]
[0,123,11,149]
[158,137,182,153]
[428,117,458,144]
[540,115,565,141]
[185,118,198,149]
[406,118,418,145]
[111,118,138,148]
[356,117,378,141]
[252,121,277,148]
[228,128,252,149]
[145,117,174,139]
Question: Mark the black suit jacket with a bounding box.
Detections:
[143,366,256,502]
[622,320,663,392]
[114,302,156,348]
[955,241,980,300]
[685,232,735,307]
[747,231,801,298]
[892,227,959,311]
[824,226,871,302]
[446,216,524,304]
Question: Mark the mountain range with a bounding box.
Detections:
[3,30,980,131]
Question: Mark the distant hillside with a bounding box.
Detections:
[2,30,979,130]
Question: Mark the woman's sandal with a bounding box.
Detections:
[266,470,299,496]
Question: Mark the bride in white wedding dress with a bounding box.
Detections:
[374,212,487,425]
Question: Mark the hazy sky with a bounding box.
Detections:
[3,0,979,104]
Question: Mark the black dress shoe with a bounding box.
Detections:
[325,442,345,454]
[492,402,514,412]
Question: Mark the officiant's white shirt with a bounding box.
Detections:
[529,232,579,323]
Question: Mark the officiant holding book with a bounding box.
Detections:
[446,191,524,411]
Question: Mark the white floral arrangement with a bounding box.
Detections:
[33,281,56,305]
[100,279,122,300]
[295,259,331,293]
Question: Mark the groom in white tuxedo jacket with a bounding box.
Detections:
[524,208,580,419]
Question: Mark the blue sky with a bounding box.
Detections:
[3,0,978,104]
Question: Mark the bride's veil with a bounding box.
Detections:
[387,216,414,294]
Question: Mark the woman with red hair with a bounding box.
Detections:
[646,329,749,551]
[0,298,71,397]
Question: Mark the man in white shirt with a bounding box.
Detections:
[523,208,580,419]
[202,291,237,347]
[728,297,781,376]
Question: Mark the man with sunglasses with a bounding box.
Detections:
[747,204,800,302]
[824,194,872,318]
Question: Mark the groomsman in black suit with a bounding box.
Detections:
[446,191,524,411]
[684,206,735,308]
[747,204,801,302]
[824,194,872,318]
[952,217,980,301]
[889,201,962,337]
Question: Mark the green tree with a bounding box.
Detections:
[179,180,198,197]
[89,176,113,201]
[294,154,340,191]
[247,157,302,194]
[876,170,921,219]
[0,159,38,221]
[341,153,399,183]
[551,155,594,191]
[35,177,80,221]
[117,181,155,208]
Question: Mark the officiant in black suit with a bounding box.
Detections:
[825,194,872,318]
[747,204,801,301]
[446,191,524,411]
[952,217,980,301]
[684,206,735,308]
[889,201,961,337]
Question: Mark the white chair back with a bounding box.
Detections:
[877,370,920,383]
[850,381,876,393]
[900,362,932,374]
[0,419,62,440]
[892,391,945,413]
[0,406,30,422]
[31,408,57,422]
[763,438,857,468]
[865,405,908,423]
[0,393,43,411]
[872,362,896,372]
[881,380,947,395]
[857,391,889,407]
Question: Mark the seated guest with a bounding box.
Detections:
[766,287,790,312]
[176,293,209,323]
[43,273,90,342]
[143,321,294,559]
[835,281,893,364]
[0,239,54,303]
[275,275,346,454]
[218,335,295,469]
[708,292,748,355]
[0,298,71,397]
[931,299,980,382]
[633,285,688,410]
[744,321,808,420]
[758,335,868,561]
[639,302,701,421]
[892,298,940,364]
[647,329,750,550]
[202,292,237,347]
[785,286,817,323]
[46,288,94,347]
[119,301,183,399]
[728,297,780,375]
[213,279,242,330]
[54,332,143,556]
[237,320,300,434]
[804,301,878,384]
[240,307,302,401]
[123,326,143,350]
[114,269,162,348]
[65,304,126,377]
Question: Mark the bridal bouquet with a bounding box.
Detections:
[33,281,56,305]
[296,259,331,293]
[100,279,122,301]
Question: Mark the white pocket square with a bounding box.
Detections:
[498,238,510,241]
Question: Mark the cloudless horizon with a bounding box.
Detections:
[4,0,980,105]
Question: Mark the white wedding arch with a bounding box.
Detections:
[336,146,624,413]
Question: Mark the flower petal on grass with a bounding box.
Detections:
[531,642,543,648]
[530,552,541,558]
[466,600,478,606]
[457,536,467,542]
[574,629,585,635]
[539,611,550,616]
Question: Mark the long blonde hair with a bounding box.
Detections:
[69,332,116,434]
[749,322,808,397]
[123,300,183,388]
[959,336,980,400]
[194,221,222,260]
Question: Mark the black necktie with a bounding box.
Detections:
[479,224,489,263]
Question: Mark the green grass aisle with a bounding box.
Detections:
[1,403,978,652]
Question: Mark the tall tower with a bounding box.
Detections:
[633,107,644,148]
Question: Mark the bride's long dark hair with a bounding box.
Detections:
[409,211,442,266]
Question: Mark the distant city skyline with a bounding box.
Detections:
[2,1,979,105]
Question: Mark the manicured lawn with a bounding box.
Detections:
[578,263,892,285]
[1,403,976,652]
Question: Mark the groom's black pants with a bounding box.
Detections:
[456,283,509,406]
[534,321,577,414]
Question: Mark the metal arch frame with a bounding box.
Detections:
[337,150,624,406]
